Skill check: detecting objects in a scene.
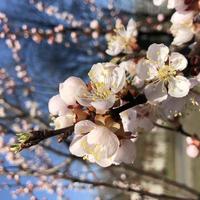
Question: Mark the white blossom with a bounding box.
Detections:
[77,63,126,114]
[170,11,195,46]
[136,43,190,102]
[106,19,137,56]
[69,120,120,167]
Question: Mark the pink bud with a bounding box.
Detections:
[186,137,193,145]
[186,145,199,158]
[59,76,86,106]
[48,94,68,116]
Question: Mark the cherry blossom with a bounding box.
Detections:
[69,120,120,167]
[170,11,195,46]
[106,19,137,56]
[77,62,126,114]
[136,43,191,102]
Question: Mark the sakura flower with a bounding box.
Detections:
[170,11,195,46]
[106,19,137,56]
[59,76,87,106]
[48,94,69,116]
[77,63,126,114]
[153,0,187,10]
[69,120,119,167]
[136,43,190,102]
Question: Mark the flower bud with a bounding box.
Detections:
[59,76,86,106]
[186,144,199,158]
[48,95,68,116]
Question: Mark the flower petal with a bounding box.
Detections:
[119,60,136,76]
[147,43,169,64]
[96,157,115,167]
[87,126,119,158]
[74,120,96,135]
[106,38,124,56]
[144,82,168,102]
[136,59,158,81]
[54,113,75,129]
[91,96,116,114]
[120,108,137,133]
[111,67,126,93]
[69,135,87,157]
[126,18,137,38]
[169,52,188,71]
[168,76,190,98]
[114,139,136,164]
[59,76,87,106]
[171,26,194,46]
[48,94,68,116]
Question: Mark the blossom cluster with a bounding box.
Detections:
[153,0,199,46]
[49,12,200,167]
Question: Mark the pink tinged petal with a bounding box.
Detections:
[119,60,136,76]
[186,145,199,158]
[126,18,137,37]
[91,96,116,114]
[74,120,96,135]
[186,137,193,145]
[48,94,68,116]
[168,76,190,98]
[120,108,137,133]
[86,126,119,158]
[168,0,187,10]
[169,52,188,71]
[96,157,115,167]
[147,43,169,64]
[171,26,194,46]
[114,139,136,164]
[144,82,168,102]
[54,113,75,129]
[167,0,175,9]
[76,87,91,107]
[136,59,158,81]
[170,11,194,25]
[153,0,166,6]
[89,63,115,86]
[106,39,124,56]
[59,76,87,106]
[69,135,88,157]
[133,76,144,88]
[111,67,126,93]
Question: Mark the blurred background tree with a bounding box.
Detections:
[0,0,200,199]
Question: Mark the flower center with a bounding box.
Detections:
[81,139,103,161]
[158,65,176,81]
